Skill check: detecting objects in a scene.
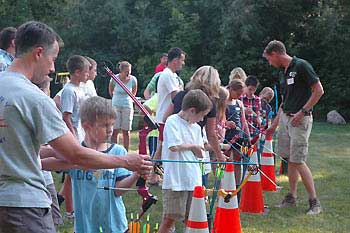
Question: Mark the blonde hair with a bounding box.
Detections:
[216,86,229,122]
[185,65,221,99]
[117,61,131,72]
[80,96,116,124]
[259,87,274,102]
[229,67,247,83]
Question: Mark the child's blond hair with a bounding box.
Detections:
[80,96,116,124]
[259,87,274,102]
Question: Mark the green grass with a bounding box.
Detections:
[56,122,350,233]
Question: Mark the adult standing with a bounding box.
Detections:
[0,21,151,232]
[0,27,16,72]
[152,47,185,161]
[109,61,138,151]
[263,40,324,215]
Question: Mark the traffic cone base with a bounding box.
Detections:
[239,181,264,213]
[213,164,242,233]
[213,208,241,233]
[185,186,209,233]
[261,166,277,191]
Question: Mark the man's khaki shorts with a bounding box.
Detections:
[277,113,313,163]
[162,189,193,221]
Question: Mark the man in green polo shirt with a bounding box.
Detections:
[263,40,324,215]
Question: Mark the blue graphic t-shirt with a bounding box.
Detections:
[69,143,131,233]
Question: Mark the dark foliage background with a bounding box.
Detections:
[1,0,349,120]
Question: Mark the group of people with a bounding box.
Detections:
[0,20,324,233]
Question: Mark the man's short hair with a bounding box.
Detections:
[167,47,185,62]
[263,40,286,56]
[160,53,168,59]
[181,89,212,113]
[0,27,16,50]
[245,75,260,87]
[80,96,116,124]
[66,55,89,74]
[14,21,63,57]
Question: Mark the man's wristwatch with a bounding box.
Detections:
[301,107,310,115]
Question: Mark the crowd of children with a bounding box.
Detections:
[2,20,325,233]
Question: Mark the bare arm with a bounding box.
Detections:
[205,117,226,162]
[169,144,204,158]
[143,88,151,100]
[41,157,79,171]
[132,81,138,96]
[62,112,76,137]
[162,103,174,123]
[291,81,324,127]
[53,95,61,110]
[48,132,152,174]
[239,101,251,141]
[108,81,114,97]
[114,172,139,196]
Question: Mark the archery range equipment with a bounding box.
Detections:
[213,164,242,233]
[239,145,265,214]
[136,178,158,220]
[185,186,209,233]
[260,134,277,192]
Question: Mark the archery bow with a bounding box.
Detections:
[105,65,159,220]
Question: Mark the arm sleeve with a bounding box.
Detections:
[60,88,76,114]
[299,61,320,87]
[164,117,183,148]
[26,96,69,145]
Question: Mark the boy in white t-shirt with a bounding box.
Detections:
[159,90,213,232]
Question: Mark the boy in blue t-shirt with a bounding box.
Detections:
[69,96,140,233]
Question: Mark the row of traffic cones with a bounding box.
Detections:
[185,135,281,232]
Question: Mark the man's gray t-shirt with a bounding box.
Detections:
[0,71,69,208]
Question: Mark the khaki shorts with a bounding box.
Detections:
[0,207,56,233]
[277,113,313,163]
[114,106,134,130]
[162,189,193,221]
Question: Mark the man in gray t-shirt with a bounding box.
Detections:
[0,21,152,232]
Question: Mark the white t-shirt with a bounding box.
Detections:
[80,80,97,98]
[162,114,203,191]
[155,68,180,123]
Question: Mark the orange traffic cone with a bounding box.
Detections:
[185,186,209,233]
[260,134,277,192]
[239,145,265,213]
[213,164,242,233]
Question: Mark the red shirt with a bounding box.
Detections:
[154,63,166,73]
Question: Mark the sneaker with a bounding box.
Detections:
[306,198,322,215]
[64,211,74,219]
[275,193,296,208]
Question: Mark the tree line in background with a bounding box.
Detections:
[1,0,349,120]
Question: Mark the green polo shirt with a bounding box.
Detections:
[280,56,319,113]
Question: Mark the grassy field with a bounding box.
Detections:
[56,122,350,233]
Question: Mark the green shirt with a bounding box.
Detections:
[145,72,184,96]
[280,57,319,113]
